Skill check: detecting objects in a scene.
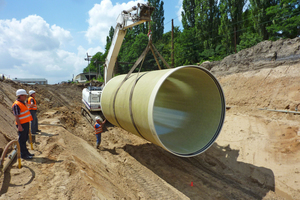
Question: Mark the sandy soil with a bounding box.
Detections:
[1,39,300,199]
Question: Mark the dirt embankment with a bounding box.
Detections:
[1,38,300,199]
[203,37,300,76]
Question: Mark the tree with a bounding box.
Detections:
[148,0,165,43]
[249,0,279,40]
[237,32,263,51]
[219,0,232,54]
[174,27,202,65]
[194,0,220,50]
[266,0,300,39]
[218,0,247,53]
[104,26,115,56]
[120,33,150,72]
[83,52,105,76]
[133,23,148,35]
[158,26,181,66]
[83,26,114,75]
[181,0,196,29]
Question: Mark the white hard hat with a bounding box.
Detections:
[95,116,102,121]
[29,90,36,95]
[16,89,28,96]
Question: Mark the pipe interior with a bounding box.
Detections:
[153,67,225,156]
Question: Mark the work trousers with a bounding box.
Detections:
[96,133,102,145]
[17,122,30,157]
[30,110,38,134]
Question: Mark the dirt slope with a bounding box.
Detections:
[1,38,300,199]
[208,37,300,76]
[217,64,300,199]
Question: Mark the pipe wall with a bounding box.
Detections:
[101,66,225,157]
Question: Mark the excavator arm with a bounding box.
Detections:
[104,3,154,85]
[81,3,154,122]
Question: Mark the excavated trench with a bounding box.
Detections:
[1,38,300,199]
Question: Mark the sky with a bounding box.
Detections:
[0,0,183,84]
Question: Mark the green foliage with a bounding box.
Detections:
[182,0,196,29]
[237,32,263,51]
[148,0,165,43]
[81,0,298,77]
[250,0,279,40]
[104,26,114,55]
[174,27,201,65]
[218,0,248,53]
[83,52,105,79]
[266,0,300,39]
[194,0,220,50]
[120,32,150,72]
[97,76,104,83]
[200,44,228,61]
[218,0,232,54]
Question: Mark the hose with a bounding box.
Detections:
[0,140,21,177]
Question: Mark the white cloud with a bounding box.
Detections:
[51,24,72,47]
[0,16,61,52]
[0,15,103,84]
[176,0,183,22]
[85,0,146,47]
[45,64,62,71]
[1,2,145,84]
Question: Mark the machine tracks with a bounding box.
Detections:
[81,105,104,128]
[182,157,264,199]
[125,165,178,199]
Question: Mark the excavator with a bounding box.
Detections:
[82,3,226,157]
[81,3,155,125]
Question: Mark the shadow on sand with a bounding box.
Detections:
[0,165,35,195]
[100,147,119,155]
[123,143,275,200]
[28,132,58,144]
[0,157,62,196]
[30,157,63,165]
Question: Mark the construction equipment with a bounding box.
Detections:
[81,3,154,126]
[82,3,226,157]
[81,86,104,125]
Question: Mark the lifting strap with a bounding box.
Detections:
[112,39,170,138]
[112,40,151,138]
[149,42,171,69]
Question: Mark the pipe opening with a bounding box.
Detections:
[152,67,225,156]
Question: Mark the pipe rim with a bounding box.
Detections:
[148,65,226,157]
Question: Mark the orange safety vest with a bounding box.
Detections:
[28,97,37,110]
[94,122,103,134]
[12,100,33,124]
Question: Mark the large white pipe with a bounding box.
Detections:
[101,66,225,157]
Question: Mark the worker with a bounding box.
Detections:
[28,90,40,134]
[12,89,34,159]
[94,116,106,149]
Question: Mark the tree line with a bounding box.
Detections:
[84,0,300,78]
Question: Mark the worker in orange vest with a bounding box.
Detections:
[12,89,34,159]
[94,116,106,149]
[28,90,40,134]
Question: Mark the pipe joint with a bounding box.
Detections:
[101,66,226,157]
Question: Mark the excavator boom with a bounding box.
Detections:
[104,3,154,85]
[81,3,154,124]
